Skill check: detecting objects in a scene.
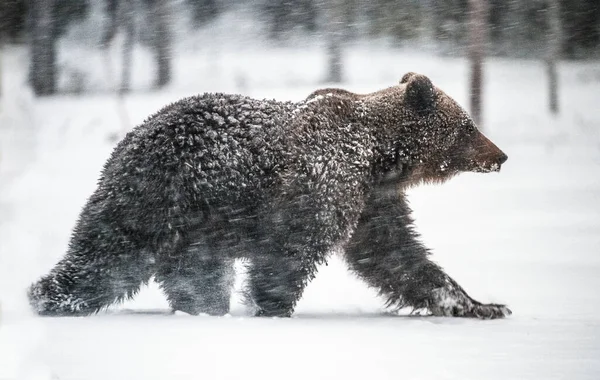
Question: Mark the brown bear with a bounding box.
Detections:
[28,72,510,319]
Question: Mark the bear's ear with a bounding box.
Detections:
[399,72,418,84]
[401,73,435,113]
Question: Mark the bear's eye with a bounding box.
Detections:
[460,117,476,134]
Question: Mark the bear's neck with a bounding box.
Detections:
[353,99,425,187]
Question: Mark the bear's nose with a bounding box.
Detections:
[498,153,508,165]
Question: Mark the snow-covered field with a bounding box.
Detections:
[1,41,600,380]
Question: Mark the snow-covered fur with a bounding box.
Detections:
[28,72,510,318]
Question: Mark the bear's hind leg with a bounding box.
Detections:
[28,230,155,316]
[246,253,316,317]
[156,247,235,316]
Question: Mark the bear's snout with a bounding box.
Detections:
[468,131,508,173]
[498,152,508,165]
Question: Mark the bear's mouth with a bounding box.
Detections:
[469,150,508,173]
[471,161,503,173]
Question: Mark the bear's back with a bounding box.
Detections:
[98,94,300,227]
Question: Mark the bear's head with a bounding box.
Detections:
[369,72,508,187]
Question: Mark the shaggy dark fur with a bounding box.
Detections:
[345,188,508,318]
[29,72,510,318]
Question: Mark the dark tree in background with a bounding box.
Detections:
[3,0,597,96]
[546,0,562,114]
[150,0,172,88]
[119,0,135,93]
[562,0,600,59]
[468,0,487,127]
[506,0,527,56]
[0,37,3,100]
[101,0,118,49]
[419,0,436,51]
[0,1,18,97]
[29,0,57,96]
[264,0,294,39]
[26,0,88,96]
[52,0,88,38]
[100,0,141,93]
[0,0,27,43]
[188,0,219,26]
[366,0,420,41]
[262,0,317,40]
[254,0,596,58]
[322,0,344,83]
[432,0,468,51]
[102,0,173,92]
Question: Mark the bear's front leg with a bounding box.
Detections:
[344,189,511,319]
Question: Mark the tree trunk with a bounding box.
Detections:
[546,0,561,114]
[507,0,527,57]
[101,0,119,49]
[152,0,172,89]
[420,0,436,52]
[119,0,134,94]
[29,0,56,96]
[468,0,487,128]
[0,40,3,100]
[323,0,344,83]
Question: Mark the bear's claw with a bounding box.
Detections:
[426,283,511,319]
[428,301,511,319]
[470,303,512,319]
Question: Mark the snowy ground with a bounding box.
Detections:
[1,42,600,380]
